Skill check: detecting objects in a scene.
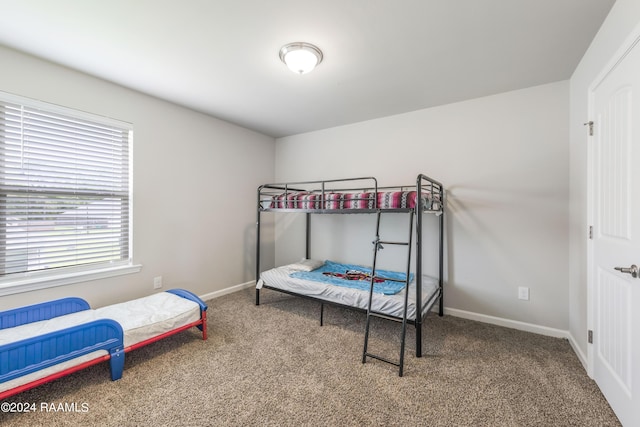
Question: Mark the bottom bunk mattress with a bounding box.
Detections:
[257,260,439,320]
[0,291,202,395]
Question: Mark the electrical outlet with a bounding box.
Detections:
[153,276,163,289]
[518,286,529,301]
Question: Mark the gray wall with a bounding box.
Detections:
[0,45,276,310]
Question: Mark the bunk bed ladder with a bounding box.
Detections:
[362,210,414,377]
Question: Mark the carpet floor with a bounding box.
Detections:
[0,287,620,426]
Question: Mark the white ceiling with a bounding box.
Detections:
[0,0,616,138]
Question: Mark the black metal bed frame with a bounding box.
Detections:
[255,174,445,360]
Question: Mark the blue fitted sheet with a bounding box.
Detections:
[290,260,412,295]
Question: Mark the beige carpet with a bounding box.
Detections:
[0,287,620,426]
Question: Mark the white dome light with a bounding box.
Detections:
[279,42,323,74]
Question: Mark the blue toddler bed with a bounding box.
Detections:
[0,289,207,400]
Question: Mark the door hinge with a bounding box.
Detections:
[589,225,593,239]
[584,121,594,136]
[588,330,593,344]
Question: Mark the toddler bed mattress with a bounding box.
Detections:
[257,261,439,320]
[95,291,201,347]
[0,292,202,394]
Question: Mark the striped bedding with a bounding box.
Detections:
[269,190,431,210]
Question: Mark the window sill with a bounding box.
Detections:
[0,264,143,297]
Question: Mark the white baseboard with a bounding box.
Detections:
[199,280,255,302]
[444,307,589,372]
[566,332,588,371]
[444,307,570,339]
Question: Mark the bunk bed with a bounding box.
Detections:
[255,174,444,375]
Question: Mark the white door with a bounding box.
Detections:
[590,36,640,427]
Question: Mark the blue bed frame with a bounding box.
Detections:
[0,289,207,399]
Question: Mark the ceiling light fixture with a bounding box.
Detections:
[279,42,323,75]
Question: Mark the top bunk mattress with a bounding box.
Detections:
[258,175,444,213]
[268,190,436,210]
[257,261,440,320]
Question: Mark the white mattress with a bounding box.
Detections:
[258,263,439,320]
[0,292,201,393]
[95,291,201,347]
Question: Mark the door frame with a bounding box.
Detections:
[586,22,640,377]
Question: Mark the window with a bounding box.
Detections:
[0,92,139,295]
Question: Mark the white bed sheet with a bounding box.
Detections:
[258,264,439,320]
[0,292,201,393]
[95,292,201,347]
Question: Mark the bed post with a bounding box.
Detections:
[415,175,423,358]
[306,213,311,259]
[256,186,262,306]
[439,190,444,317]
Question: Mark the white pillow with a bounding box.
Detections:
[288,258,325,272]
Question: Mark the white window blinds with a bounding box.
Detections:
[0,93,132,278]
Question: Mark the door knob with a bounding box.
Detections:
[614,264,638,278]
